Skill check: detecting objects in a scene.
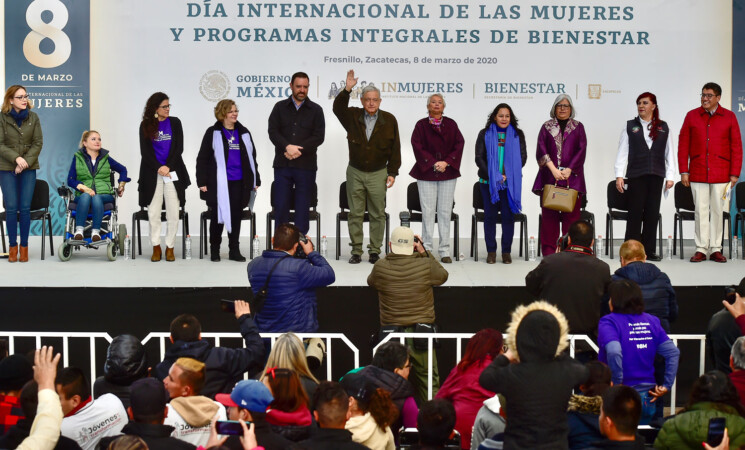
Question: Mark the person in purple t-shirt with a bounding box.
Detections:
[196,99,260,262]
[598,279,680,425]
[138,92,191,262]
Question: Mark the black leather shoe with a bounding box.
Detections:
[349,254,361,264]
[369,253,380,264]
[229,251,247,262]
[647,253,662,262]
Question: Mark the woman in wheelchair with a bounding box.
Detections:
[66,130,129,241]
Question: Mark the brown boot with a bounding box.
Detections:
[8,245,18,263]
[166,247,175,262]
[19,246,28,262]
[502,253,512,264]
[151,245,162,262]
[486,252,497,264]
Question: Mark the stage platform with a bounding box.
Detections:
[2,237,742,288]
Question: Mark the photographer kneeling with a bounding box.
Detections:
[247,223,335,334]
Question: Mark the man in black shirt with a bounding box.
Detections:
[267,71,325,234]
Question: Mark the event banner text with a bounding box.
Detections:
[171,2,649,46]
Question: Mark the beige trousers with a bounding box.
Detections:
[148,177,180,248]
[690,182,729,254]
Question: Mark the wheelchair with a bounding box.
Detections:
[57,171,127,261]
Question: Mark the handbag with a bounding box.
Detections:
[250,254,290,314]
[542,182,578,212]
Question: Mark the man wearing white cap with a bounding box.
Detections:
[367,226,449,403]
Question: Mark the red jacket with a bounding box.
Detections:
[435,357,496,449]
[678,105,743,183]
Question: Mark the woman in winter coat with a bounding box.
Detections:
[654,371,745,449]
[0,85,42,262]
[196,98,260,262]
[436,328,502,449]
[478,301,588,450]
[342,372,398,450]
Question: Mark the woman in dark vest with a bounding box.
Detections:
[138,92,191,262]
[196,99,260,262]
[0,85,43,262]
[66,130,129,241]
[614,92,675,261]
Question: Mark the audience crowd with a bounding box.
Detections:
[1,231,745,450]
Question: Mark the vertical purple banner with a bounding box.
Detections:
[733,0,745,238]
[4,0,90,234]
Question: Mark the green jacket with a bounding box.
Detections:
[654,402,745,450]
[0,110,43,171]
[74,150,113,196]
[367,252,448,326]
[333,88,401,176]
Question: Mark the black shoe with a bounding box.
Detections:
[369,253,380,264]
[349,254,361,264]
[647,253,662,262]
[229,251,246,262]
[211,248,221,262]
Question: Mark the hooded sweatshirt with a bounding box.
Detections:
[479,301,588,450]
[346,412,395,450]
[164,396,226,447]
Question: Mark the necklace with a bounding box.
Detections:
[223,127,237,144]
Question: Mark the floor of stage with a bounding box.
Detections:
[4,236,742,287]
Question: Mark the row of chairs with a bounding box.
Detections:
[4,180,745,261]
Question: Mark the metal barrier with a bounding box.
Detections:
[0,331,114,391]
[141,332,360,381]
[0,330,705,410]
[374,332,706,410]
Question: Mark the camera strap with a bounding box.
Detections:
[258,254,291,295]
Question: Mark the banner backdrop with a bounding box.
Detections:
[4,0,89,235]
[733,0,745,239]
[2,1,737,244]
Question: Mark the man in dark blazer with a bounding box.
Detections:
[333,70,401,264]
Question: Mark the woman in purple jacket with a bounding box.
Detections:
[533,94,587,256]
[409,94,464,263]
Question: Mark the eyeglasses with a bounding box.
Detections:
[159,104,171,109]
[13,95,29,100]
[555,104,571,109]
[700,93,717,99]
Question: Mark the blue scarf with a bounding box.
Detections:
[485,123,522,213]
[8,108,28,127]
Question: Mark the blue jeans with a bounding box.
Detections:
[633,384,656,425]
[480,183,514,253]
[0,169,36,247]
[75,193,114,230]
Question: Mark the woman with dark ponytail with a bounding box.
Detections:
[613,92,675,260]
[138,92,191,262]
[342,372,398,450]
